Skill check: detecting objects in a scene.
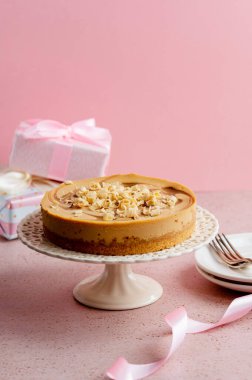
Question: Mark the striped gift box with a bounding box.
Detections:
[0,187,44,240]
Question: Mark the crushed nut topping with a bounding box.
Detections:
[59,181,178,221]
[49,204,58,209]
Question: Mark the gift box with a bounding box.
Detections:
[9,118,112,182]
[0,171,58,240]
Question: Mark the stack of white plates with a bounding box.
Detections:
[195,233,252,292]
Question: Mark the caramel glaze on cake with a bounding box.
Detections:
[41,174,196,255]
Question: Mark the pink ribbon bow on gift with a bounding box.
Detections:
[17,118,111,181]
[18,118,111,149]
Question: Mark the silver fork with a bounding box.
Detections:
[209,233,252,269]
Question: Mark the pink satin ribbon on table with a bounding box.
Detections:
[106,294,252,380]
[18,119,112,180]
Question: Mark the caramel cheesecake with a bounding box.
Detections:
[41,174,196,255]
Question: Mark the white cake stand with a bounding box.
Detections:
[18,206,218,310]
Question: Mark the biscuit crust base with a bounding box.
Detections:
[43,222,195,256]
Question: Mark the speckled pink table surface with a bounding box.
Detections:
[1,191,252,380]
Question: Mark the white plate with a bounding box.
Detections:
[196,265,252,293]
[195,233,252,284]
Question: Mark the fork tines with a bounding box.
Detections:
[210,233,252,266]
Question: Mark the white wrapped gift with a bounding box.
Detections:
[9,118,112,182]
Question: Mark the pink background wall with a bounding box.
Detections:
[1,1,252,191]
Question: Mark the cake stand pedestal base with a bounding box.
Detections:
[73,263,163,310]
